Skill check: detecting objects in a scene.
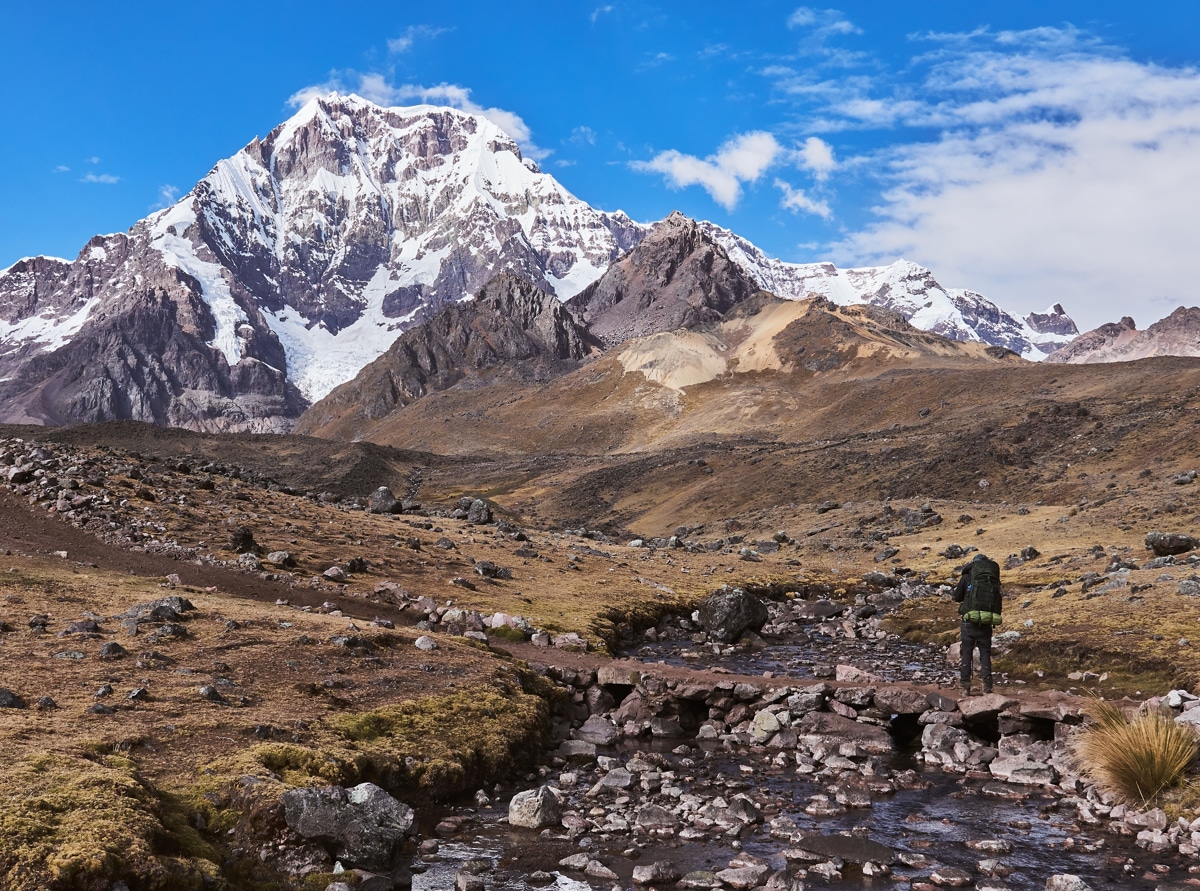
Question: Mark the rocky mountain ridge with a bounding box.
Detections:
[1045,306,1200,364]
[0,93,1117,435]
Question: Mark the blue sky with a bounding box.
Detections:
[4,2,1200,330]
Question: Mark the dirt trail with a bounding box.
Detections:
[0,487,391,617]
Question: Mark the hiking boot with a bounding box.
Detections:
[983,685,993,694]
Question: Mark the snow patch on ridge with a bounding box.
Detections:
[151,203,249,367]
[0,295,100,351]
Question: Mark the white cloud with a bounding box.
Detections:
[53,165,69,173]
[80,172,119,184]
[286,76,549,161]
[386,25,447,54]
[775,179,831,218]
[590,5,613,23]
[781,26,1200,330]
[152,185,180,210]
[632,132,781,210]
[795,136,836,180]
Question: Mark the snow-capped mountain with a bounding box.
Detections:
[699,223,1078,360]
[0,93,1081,433]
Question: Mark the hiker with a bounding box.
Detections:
[953,553,1002,695]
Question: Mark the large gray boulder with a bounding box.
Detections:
[698,587,769,643]
[281,782,415,870]
[367,486,400,514]
[508,786,561,829]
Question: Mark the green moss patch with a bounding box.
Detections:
[0,750,218,891]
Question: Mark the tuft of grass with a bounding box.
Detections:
[1070,700,1200,807]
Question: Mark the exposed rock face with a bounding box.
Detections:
[295,271,598,438]
[1026,303,1080,338]
[0,94,644,431]
[1046,307,1200,364]
[567,212,767,347]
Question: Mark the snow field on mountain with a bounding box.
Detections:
[151,204,249,367]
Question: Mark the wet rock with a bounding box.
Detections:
[576,715,618,745]
[633,860,682,885]
[281,782,415,871]
[930,865,973,886]
[1045,878,1094,891]
[715,864,770,889]
[635,803,677,830]
[697,587,769,643]
[508,786,561,829]
[584,860,619,881]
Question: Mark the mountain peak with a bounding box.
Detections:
[567,212,766,347]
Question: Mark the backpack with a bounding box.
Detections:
[960,555,1002,625]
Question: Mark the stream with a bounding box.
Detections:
[397,611,1194,891]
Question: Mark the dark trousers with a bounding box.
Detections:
[960,621,993,691]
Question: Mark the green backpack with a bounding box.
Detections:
[960,555,1002,625]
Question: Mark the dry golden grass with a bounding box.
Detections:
[1070,700,1200,807]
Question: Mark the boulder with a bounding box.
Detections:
[508,786,561,829]
[1145,532,1197,556]
[698,588,769,643]
[466,499,492,524]
[230,526,257,554]
[576,715,618,745]
[281,783,415,871]
[367,486,400,514]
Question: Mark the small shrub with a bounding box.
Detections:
[1071,701,1199,806]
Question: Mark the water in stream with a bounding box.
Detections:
[412,742,1186,890]
[405,615,1191,890]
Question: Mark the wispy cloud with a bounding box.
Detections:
[53,165,70,173]
[632,132,781,210]
[152,185,180,210]
[590,5,613,24]
[786,6,867,67]
[387,25,448,54]
[80,172,119,184]
[569,126,596,146]
[287,75,550,161]
[774,179,831,218]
